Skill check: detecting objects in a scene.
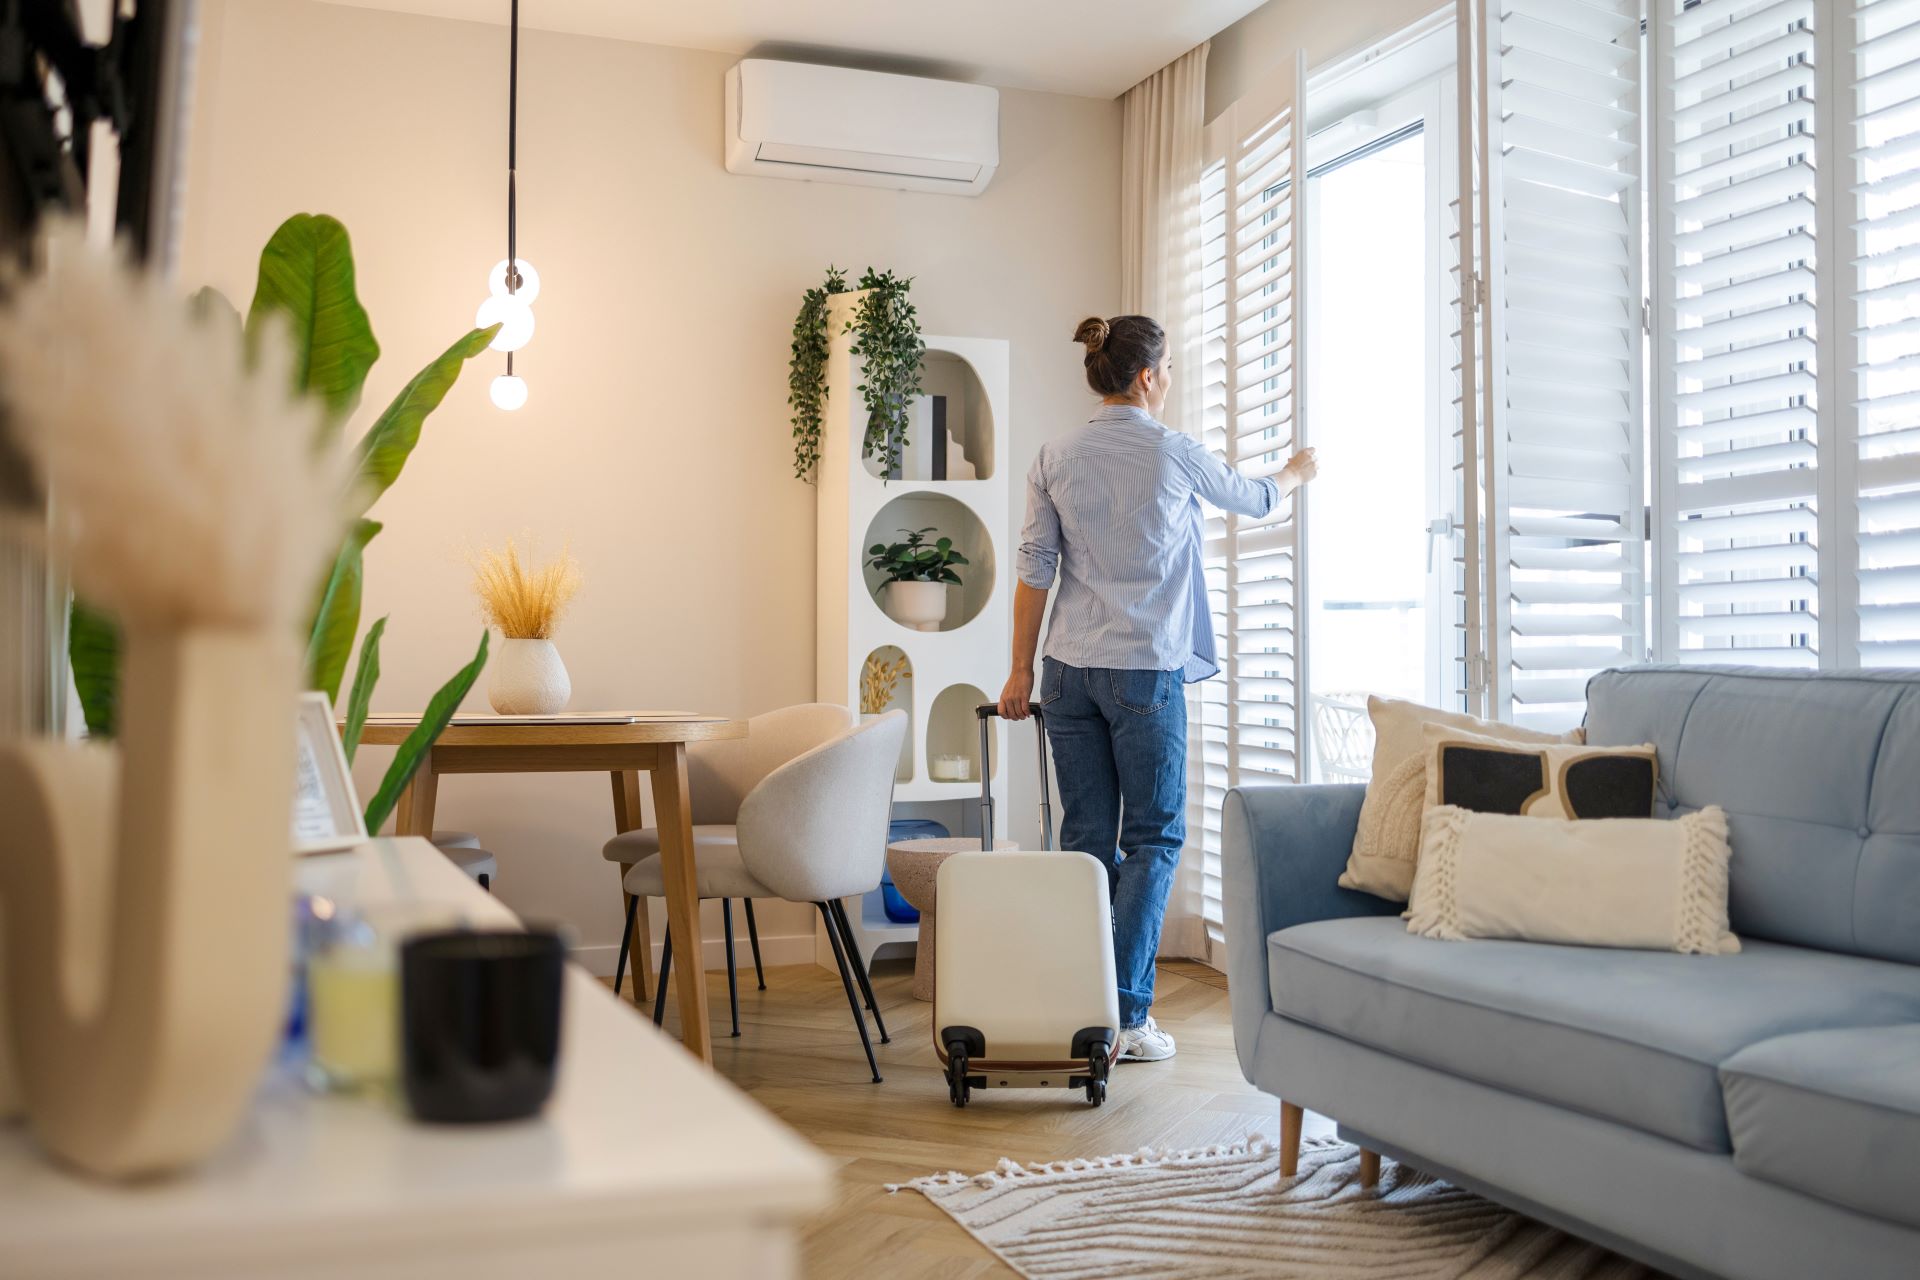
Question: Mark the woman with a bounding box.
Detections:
[998,314,1317,1062]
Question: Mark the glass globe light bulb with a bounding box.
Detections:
[487,257,541,305]
[490,374,528,411]
[475,295,535,352]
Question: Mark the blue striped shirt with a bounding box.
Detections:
[1017,404,1281,682]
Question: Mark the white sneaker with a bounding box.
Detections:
[1116,1016,1176,1062]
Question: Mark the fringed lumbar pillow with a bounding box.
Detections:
[1421,723,1659,820]
[1407,805,1740,955]
[1339,696,1583,903]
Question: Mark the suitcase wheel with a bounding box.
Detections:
[947,1048,971,1108]
[1083,1043,1111,1107]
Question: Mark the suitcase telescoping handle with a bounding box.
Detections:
[975,704,1053,852]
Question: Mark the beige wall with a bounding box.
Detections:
[1204,0,1448,122]
[182,0,1120,971]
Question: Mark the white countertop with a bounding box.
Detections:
[0,838,834,1278]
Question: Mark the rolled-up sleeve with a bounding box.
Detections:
[1016,452,1062,589]
[1177,434,1280,518]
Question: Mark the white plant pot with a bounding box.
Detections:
[883,580,948,632]
[488,637,572,714]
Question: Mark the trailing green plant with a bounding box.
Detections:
[866,527,968,585]
[788,265,926,482]
[848,268,926,478]
[69,212,497,833]
[787,266,845,480]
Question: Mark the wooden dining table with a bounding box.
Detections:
[358,713,747,1066]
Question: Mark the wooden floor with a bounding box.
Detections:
[607,955,1333,1278]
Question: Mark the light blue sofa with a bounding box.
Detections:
[1222,666,1920,1280]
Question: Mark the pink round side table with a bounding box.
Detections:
[886,837,1016,1001]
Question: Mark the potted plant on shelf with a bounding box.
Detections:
[867,528,967,632]
[788,266,925,482]
[471,540,582,714]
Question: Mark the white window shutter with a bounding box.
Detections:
[1651,0,1823,669]
[1191,152,1233,944]
[1852,0,1920,665]
[1469,0,1648,729]
[1196,53,1308,947]
[1453,1,1492,718]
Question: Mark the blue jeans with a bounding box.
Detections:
[1037,657,1187,1030]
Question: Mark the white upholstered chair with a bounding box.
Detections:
[605,706,906,1080]
[606,703,855,1009]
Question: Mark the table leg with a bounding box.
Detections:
[396,750,439,838]
[609,770,654,1003]
[650,742,712,1064]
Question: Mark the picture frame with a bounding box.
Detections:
[292,691,367,854]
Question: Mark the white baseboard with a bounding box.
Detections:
[570,932,822,978]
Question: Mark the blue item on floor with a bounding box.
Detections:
[883,818,949,923]
[881,873,918,924]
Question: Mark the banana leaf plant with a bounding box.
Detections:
[70,213,499,833]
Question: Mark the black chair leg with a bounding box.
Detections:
[478,872,491,893]
[830,899,888,1044]
[743,898,766,990]
[652,926,673,1027]
[722,899,741,1037]
[614,893,638,997]
[817,902,881,1083]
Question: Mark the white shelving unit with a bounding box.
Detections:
[815,292,1010,970]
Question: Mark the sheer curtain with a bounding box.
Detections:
[1121,41,1210,347]
[1119,42,1213,959]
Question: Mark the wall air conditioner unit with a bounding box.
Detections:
[724,59,999,196]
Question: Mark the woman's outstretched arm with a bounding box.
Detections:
[999,580,1049,720]
[1179,435,1319,517]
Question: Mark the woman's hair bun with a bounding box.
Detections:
[1072,314,1167,397]
[1074,316,1110,353]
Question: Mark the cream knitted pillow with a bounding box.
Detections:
[1339,696,1583,902]
[1406,805,1739,955]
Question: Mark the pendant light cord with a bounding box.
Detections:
[506,0,519,293]
[502,0,519,380]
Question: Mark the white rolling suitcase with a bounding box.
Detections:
[934,704,1120,1108]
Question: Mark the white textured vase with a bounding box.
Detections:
[488,637,571,714]
[883,580,948,632]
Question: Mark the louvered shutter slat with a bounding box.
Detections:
[1658,0,1823,668]
[1191,62,1307,953]
[1855,0,1920,666]
[1480,0,1647,729]
[1225,89,1301,788]
[1185,154,1235,951]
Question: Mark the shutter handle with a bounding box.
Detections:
[1425,517,1451,572]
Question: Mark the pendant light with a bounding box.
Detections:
[483,0,536,410]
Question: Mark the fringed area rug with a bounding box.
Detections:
[889,1136,1665,1280]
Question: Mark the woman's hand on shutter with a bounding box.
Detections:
[1280,447,1319,491]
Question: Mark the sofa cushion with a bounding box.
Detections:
[1720,1025,1920,1229]
[1584,666,1920,965]
[1267,917,1920,1152]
